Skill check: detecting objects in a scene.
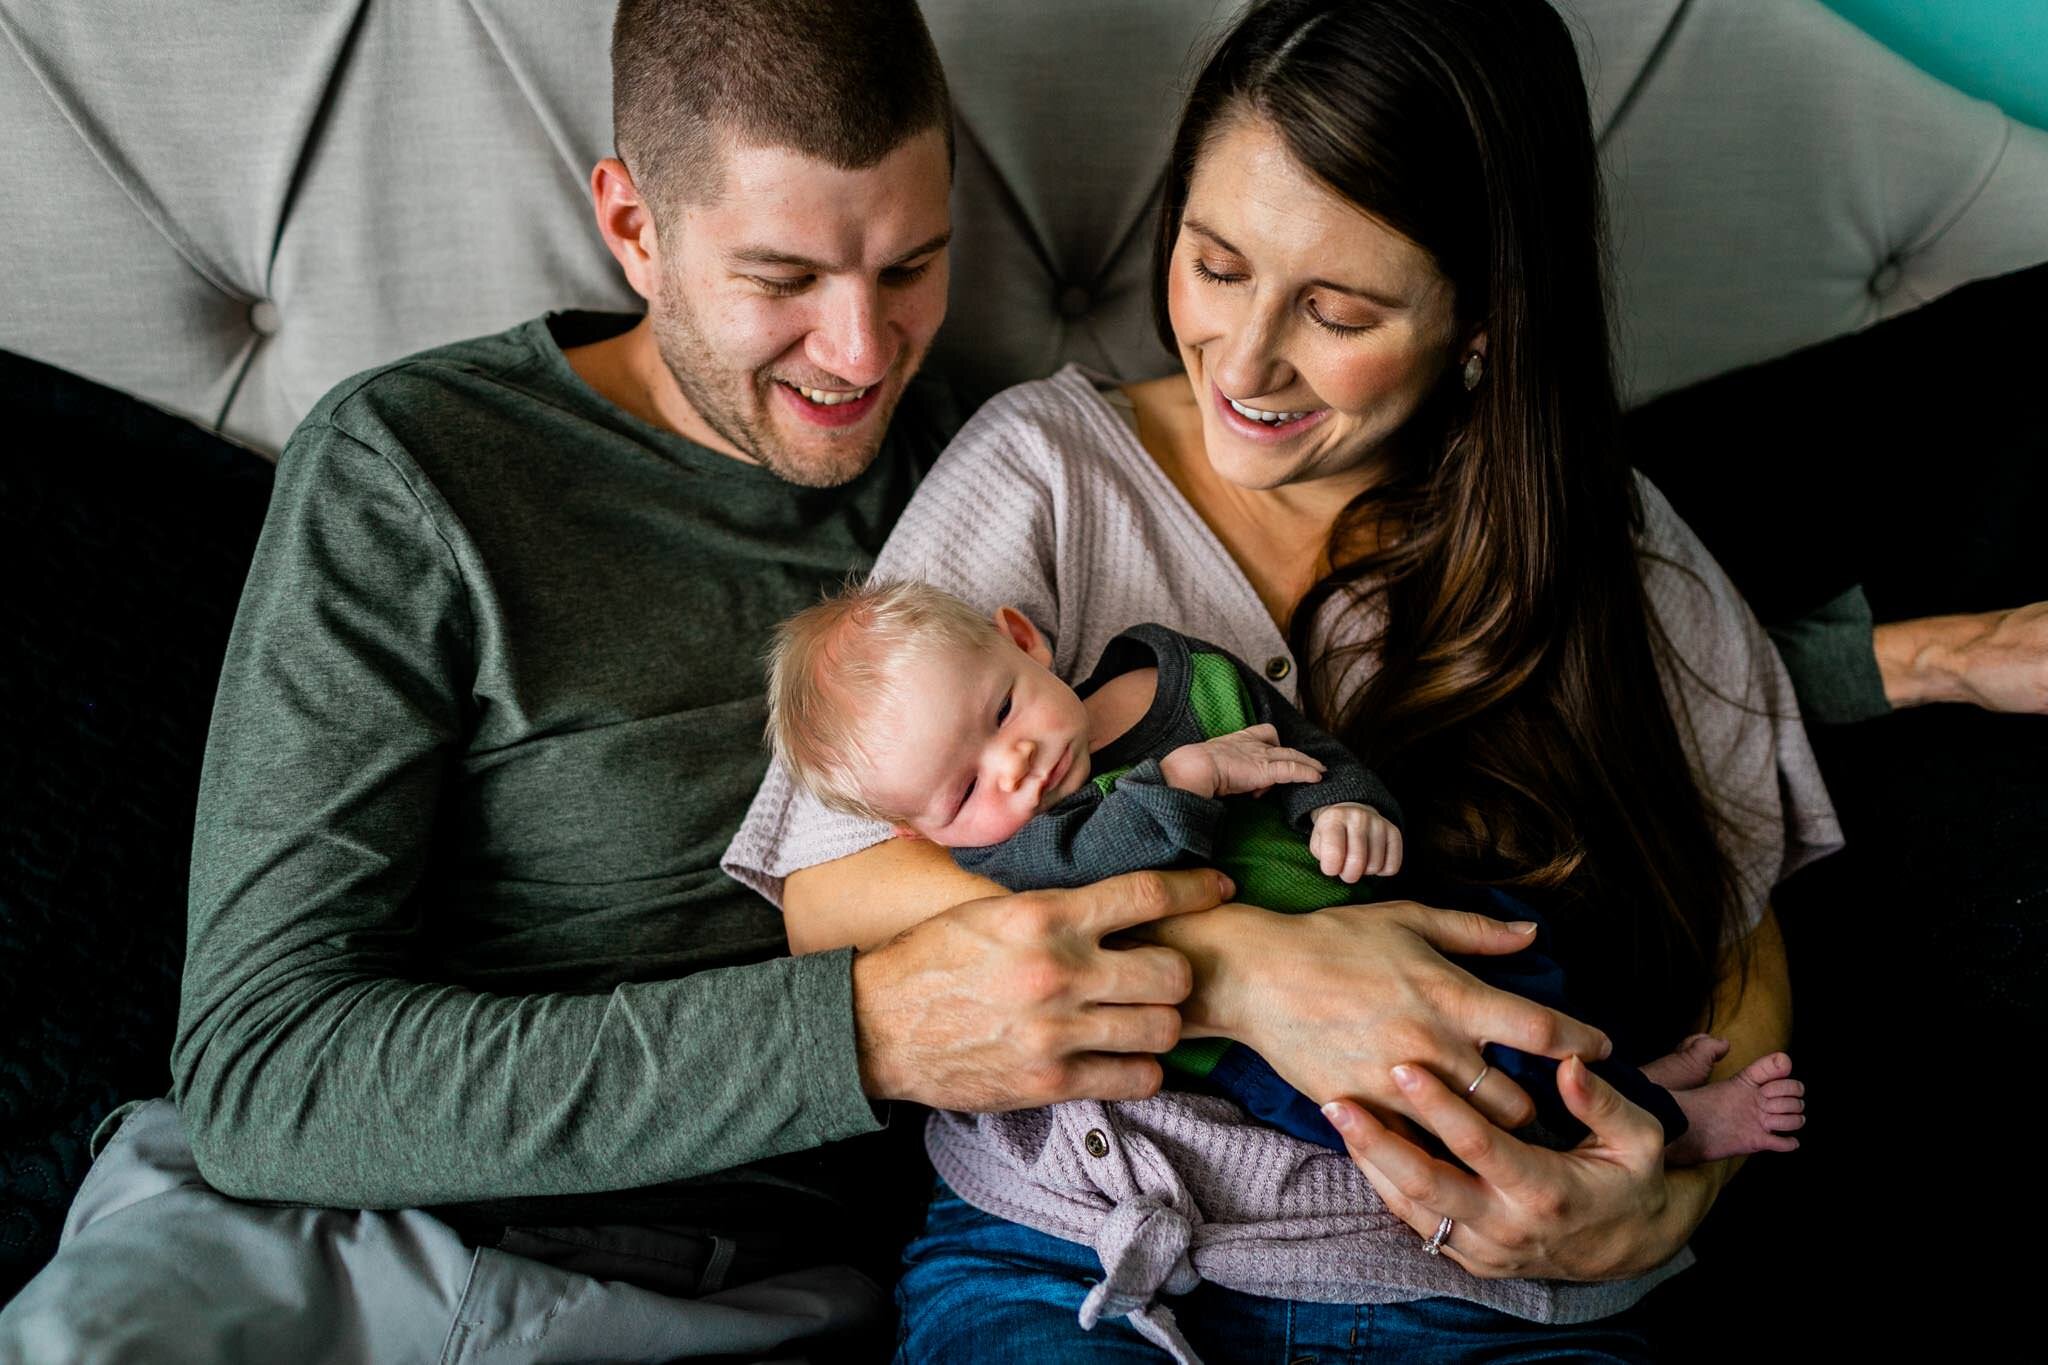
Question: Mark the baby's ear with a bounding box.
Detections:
[993,605,1053,667]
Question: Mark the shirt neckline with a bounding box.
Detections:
[1054,364,1296,679]
[524,312,816,486]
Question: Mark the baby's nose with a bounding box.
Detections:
[1000,739,1037,792]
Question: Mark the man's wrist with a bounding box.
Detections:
[1873,613,1982,708]
[1141,899,1269,1041]
[849,944,910,1102]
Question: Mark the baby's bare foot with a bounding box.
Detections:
[1664,1051,1805,1166]
[1639,1033,1730,1091]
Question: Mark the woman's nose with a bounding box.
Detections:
[1210,300,1289,400]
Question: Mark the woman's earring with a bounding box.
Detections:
[1462,351,1485,392]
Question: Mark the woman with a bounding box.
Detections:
[725,0,1839,1357]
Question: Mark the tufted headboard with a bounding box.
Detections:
[3,0,2045,456]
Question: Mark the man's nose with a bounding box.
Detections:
[997,738,1038,793]
[805,281,893,388]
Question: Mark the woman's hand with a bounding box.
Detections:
[1323,1055,1708,1281]
[1143,900,1613,1131]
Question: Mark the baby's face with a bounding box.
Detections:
[864,635,1094,848]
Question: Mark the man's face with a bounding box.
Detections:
[648,129,952,488]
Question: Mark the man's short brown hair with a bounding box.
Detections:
[612,0,953,217]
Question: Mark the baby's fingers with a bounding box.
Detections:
[1340,829,1368,883]
[1261,745,1326,781]
[1318,827,1348,878]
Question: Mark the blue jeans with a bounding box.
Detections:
[896,1186,1655,1363]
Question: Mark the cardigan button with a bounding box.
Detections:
[1264,655,1292,682]
[1084,1128,1110,1158]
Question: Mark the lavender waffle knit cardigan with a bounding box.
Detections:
[726,365,1844,1361]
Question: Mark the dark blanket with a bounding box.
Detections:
[1627,263,2048,1357]
[0,351,274,1302]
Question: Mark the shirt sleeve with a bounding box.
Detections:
[1763,584,1893,725]
[1633,474,1846,938]
[724,390,1070,906]
[952,760,1227,889]
[173,422,879,1208]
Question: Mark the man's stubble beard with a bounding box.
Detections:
[650,269,914,490]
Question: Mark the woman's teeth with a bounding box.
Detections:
[788,383,872,406]
[1228,395,1309,424]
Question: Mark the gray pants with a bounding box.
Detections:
[0,1101,887,1364]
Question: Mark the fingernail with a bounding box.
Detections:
[1320,1101,1358,1134]
[1216,872,1236,899]
[1392,1064,1420,1090]
[1598,1035,1614,1060]
[1507,921,1538,934]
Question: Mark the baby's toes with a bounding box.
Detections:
[1762,1109,1806,1133]
[1737,1050,1794,1087]
[1681,1033,1731,1064]
[1759,1132,1801,1153]
[1759,1077,1804,1100]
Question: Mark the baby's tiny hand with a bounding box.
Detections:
[1309,803,1402,883]
[1159,723,1326,799]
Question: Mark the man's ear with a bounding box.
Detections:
[590,157,664,302]
[993,606,1053,667]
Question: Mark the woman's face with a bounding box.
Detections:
[1168,115,1471,494]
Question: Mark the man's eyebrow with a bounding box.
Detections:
[727,231,952,273]
[1181,216,1407,309]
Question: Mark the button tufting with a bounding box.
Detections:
[248,299,281,337]
[1057,285,1093,320]
[1264,655,1291,682]
[1084,1128,1110,1158]
[1867,259,1903,298]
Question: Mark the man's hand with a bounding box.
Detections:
[849,868,1230,1110]
[1874,600,2048,713]
[1309,803,1403,882]
[1159,723,1325,798]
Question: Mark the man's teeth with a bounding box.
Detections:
[788,382,872,406]
[1228,395,1309,424]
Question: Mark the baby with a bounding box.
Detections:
[765,578,1804,1165]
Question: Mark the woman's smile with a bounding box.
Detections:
[1213,381,1330,443]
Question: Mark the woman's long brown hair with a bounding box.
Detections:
[1155,0,1742,1048]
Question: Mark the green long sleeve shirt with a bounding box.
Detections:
[173,313,955,1218]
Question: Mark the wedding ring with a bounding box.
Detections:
[1465,1063,1490,1096]
[1423,1215,1454,1256]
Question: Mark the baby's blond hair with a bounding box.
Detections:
[765,578,1003,821]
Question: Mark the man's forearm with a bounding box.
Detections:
[1873,603,2048,713]
[172,953,880,1207]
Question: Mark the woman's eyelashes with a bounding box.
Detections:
[1191,257,1375,336]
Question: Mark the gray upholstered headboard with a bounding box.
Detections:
[3,0,2045,455]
